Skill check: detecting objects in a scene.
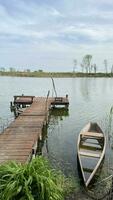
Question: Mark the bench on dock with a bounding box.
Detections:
[51,96,69,107]
[14,95,35,105]
[0,94,70,165]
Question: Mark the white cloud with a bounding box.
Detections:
[0,0,113,71]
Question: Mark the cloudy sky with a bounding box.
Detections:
[0,0,113,71]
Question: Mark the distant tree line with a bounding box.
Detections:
[73,55,113,75]
[1,56,113,75]
[0,68,43,73]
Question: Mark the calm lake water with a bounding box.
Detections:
[1,76,113,197]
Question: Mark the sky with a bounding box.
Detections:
[0,0,113,72]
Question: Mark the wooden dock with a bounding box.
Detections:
[0,95,69,164]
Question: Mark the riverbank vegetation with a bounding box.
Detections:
[0,156,77,200]
[1,54,113,78]
[0,71,113,78]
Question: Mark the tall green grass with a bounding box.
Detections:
[0,156,76,200]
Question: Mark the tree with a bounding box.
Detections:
[38,69,43,72]
[26,69,31,72]
[91,65,94,73]
[82,55,92,73]
[0,67,5,72]
[9,67,16,72]
[111,65,113,74]
[93,64,97,73]
[104,59,108,74]
[73,59,77,73]
[80,63,84,73]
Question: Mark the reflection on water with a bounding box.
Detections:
[50,107,69,121]
[1,77,113,198]
[107,106,113,148]
[79,78,90,101]
[38,108,69,156]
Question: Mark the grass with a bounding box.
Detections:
[0,71,113,78]
[0,156,77,200]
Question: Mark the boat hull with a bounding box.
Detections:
[77,122,106,187]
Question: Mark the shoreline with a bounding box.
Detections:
[0,71,113,78]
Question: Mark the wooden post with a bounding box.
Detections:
[45,90,50,124]
[10,101,13,107]
[10,102,13,111]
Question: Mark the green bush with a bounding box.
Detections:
[0,156,75,200]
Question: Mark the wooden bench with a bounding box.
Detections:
[81,131,103,139]
[14,96,35,105]
[14,95,35,101]
[79,151,100,158]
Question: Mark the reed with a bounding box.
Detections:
[0,156,76,200]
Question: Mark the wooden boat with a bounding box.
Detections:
[77,122,106,187]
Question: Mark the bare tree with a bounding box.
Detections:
[91,65,94,73]
[80,63,84,73]
[73,59,77,73]
[0,67,5,72]
[38,69,43,72]
[111,65,113,74]
[93,64,97,74]
[104,59,108,74]
[9,67,16,72]
[83,55,92,73]
[26,69,31,72]
[91,64,97,73]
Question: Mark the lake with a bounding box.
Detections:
[1,76,113,198]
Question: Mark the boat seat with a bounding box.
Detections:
[80,144,102,151]
[81,131,104,139]
[79,151,100,158]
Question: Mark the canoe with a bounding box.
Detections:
[77,122,106,187]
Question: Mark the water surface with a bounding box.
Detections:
[1,76,113,198]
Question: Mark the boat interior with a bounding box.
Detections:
[79,123,105,184]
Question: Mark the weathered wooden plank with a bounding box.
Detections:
[81,131,103,138]
[0,95,69,164]
[0,143,34,148]
[0,151,32,156]
[0,155,29,159]
[79,151,100,158]
[4,128,41,134]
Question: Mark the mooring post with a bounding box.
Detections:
[10,101,13,107]
[10,101,13,111]
[65,94,69,109]
[10,101,15,112]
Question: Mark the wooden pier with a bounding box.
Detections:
[0,95,69,164]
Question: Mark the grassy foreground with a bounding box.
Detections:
[0,71,113,78]
[0,156,77,200]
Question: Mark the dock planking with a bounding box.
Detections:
[0,95,69,164]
